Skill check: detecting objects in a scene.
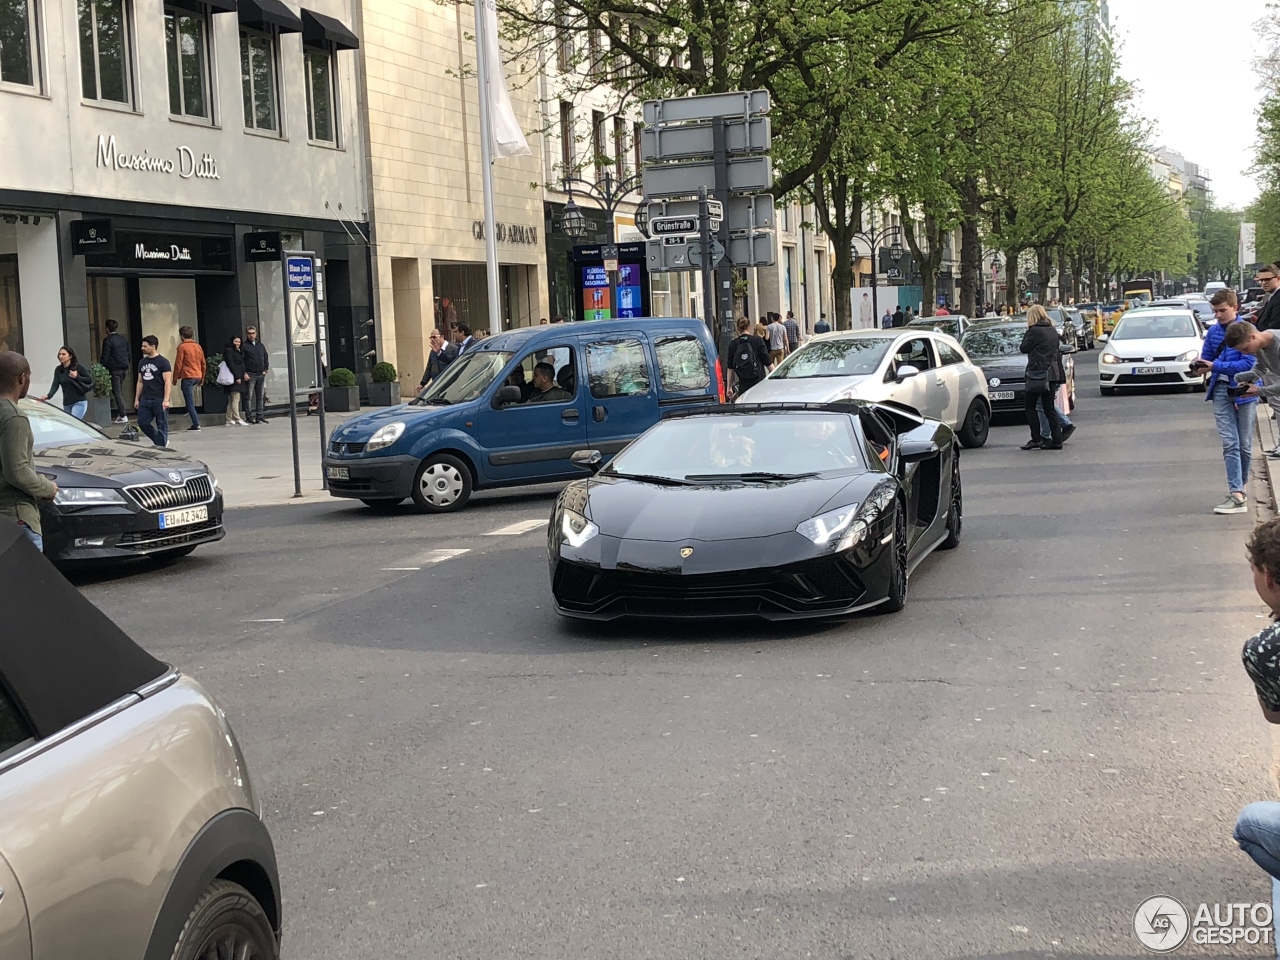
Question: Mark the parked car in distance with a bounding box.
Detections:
[1097,309,1205,394]
[960,319,1077,417]
[737,329,991,447]
[907,314,970,340]
[1044,306,1085,351]
[25,399,225,563]
[0,523,280,960]
[1147,298,1214,326]
[549,401,961,620]
[325,318,724,512]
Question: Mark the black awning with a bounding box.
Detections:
[237,0,303,33]
[301,8,360,50]
[167,0,238,12]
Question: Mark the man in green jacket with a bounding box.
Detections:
[0,351,57,552]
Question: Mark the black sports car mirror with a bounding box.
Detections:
[571,449,604,473]
[899,438,940,463]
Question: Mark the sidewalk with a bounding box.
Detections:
[131,409,365,508]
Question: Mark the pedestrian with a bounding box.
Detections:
[892,305,904,328]
[726,316,772,399]
[783,311,801,353]
[1019,304,1066,450]
[1233,517,1280,957]
[814,313,831,334]
[1039,385,1076,445]
[173,326,205,432]
[241,326,270,424]
[37,346,92,420]
[1229,320,1280,456]
[1255,263,1280,333]
[1191,288,1257,514]
[539,317,550,325]
[99,318,131,423]
[222,336,248,426]
[454,322,476,354]
[765,313,788,365]
[0,351,57,553]
[935,304,950,317]
[419,328,448,389]
[134,335,171,448]
[881,308,892,329]
[859,293,873,329]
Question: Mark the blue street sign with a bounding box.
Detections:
[286,256,314,290]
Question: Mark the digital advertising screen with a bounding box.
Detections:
[582,265,612,320]
[616,264,643,318]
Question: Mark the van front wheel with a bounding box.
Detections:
[410,454,473,513]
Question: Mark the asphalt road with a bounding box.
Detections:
[78,369,1280,959]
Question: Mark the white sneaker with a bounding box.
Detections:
[1214,494,1248,515]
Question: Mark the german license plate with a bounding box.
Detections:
[327,466,349,480]
[159,505,207,530]
[1133,366,1165,375]
[991,390,1015,400]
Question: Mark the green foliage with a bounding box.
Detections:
[204,354,223,386]
[371,361,398,383]
[327,367,357,389]
[90,363,111,398]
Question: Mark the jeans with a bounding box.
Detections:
[1025,384,1063,444]
[1211,384,1257,493]
[179,377,200,428]
[1039,399,1073,440]
[137,397,168,447]
[1235,801,1280,958]
[63,399,88,420]
[247,373,266,421]
[16,520,41,554]
[109,369,128,418]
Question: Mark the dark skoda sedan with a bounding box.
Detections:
[23,399,225,562]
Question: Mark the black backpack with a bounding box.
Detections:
[730,335,763,381]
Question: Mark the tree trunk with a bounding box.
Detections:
[1056,246,1069,303]
[1071,249,1085,302]
[1036,246,1052,302]
[810,172,861,331]
[959,180,981,317]
[899,203,945,318]
[1005,248,1021,311]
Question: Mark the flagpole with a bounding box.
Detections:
[473,0,503,337]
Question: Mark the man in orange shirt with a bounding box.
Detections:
[174,326,206,432]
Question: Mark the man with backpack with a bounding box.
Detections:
[727,316,772,399]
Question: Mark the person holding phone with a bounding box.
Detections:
[1193,288,1257,514]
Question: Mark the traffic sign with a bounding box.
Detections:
[647,195,772,234]
[286,255,314,290]
[645,232,774,271]
[642,156,772,199]
[687,239,726,268]
[641,117,771,162]
[643,89,770,125]
[651,215,722,237]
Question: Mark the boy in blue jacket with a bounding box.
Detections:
[1192,288,1258,514]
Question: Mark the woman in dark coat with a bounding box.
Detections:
[223,336,249,426]
[1019,304,1066,450]
[38,345,94,419]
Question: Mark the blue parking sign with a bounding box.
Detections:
[286,256,314,290]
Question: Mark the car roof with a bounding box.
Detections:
[471,317,710,353]
[0,524,167,739]
[1120,308,1196,317]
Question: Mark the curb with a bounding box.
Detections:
[1256,409,1278,523]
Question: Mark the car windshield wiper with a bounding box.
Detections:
[423,397,452,405]
[607,472,696,486]
[684,471,817,483]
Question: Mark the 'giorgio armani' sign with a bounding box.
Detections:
[95,134,220,181]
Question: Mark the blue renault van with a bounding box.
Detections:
[324,318,724,511]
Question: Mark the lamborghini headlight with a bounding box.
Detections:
[797,483,896,553]
[560,509,599,548]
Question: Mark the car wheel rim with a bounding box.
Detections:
[195,919,269,960]
[969,405,987,437]
[950,471,962,536]
[421,463,463,506]
[895,511,908,597]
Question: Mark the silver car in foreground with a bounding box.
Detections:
[0,523,280,960]
[738,329,992,447]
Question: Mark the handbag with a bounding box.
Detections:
[1025,370,1049,393]
[216,361,234,386]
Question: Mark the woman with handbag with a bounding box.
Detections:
[37,346,93,419]
[1020,304,1066,450]
[221,336,249,426]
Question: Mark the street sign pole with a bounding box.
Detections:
[698,186,715,338]
[280,252,313,499]
[713,117,735,351]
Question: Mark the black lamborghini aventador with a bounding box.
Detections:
[548,401,961,620]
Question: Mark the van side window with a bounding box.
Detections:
[508,345,576,404]
[586,339,651,399]
[0,682,34,760]
[655,336,711,392]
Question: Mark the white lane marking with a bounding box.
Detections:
[243,618,285,623]
[409,548,471,565]
[485,519,547,536]
[383,567,421,571]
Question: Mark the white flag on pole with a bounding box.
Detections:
[479,0,531,159]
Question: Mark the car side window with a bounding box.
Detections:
[586,338,651,399]
[0,682,34,761]
[936,340,965,366]
[896,337,936,371]
[507,345,576,405]
[655,336,711,392]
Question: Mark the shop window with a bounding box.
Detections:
[78,0,133,106]
[586,338,649,399]
[304,45,336,143]
[240,27,279,133]
[0,0,39,89]
[0,253,22,354]
[655,336,710,393]
[164,5,211,121]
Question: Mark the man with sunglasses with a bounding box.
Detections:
[1255,263,1280,333]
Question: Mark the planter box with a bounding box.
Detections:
[324,386,361,412]
[368,382,401,406]
[86,395,112,427]
[202,389,227,415]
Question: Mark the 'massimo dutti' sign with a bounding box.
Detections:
[95,134,220,181]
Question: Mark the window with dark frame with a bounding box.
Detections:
[77,0,132,105]
[304,44,337,143]
[0,0,39,88]
[633,121,643,176]
[164,4,211,120]
[559,100,574,174]
[613,116,627,182]
[591,110,605,181]
[239,26,280,132]
[554,1,573,72]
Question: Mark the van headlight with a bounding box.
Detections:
[561,509,599,548]
[366,422,406,453]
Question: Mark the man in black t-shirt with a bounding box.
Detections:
[134,335,172,448]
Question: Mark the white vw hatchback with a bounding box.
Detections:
[738,329,992,447]
[1097,309,1205,395]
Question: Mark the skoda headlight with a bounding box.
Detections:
[561,509,599,548]
[1100,352,1121,365]
[1177,349,1199,362]
[54,487,125,506]
[366,422,406,453]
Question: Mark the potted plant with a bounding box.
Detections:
[324,367,360,412]
[369,361,401,406]
[87,363,113,427]
[202,353,228,418]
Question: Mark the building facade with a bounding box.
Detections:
[0,0,371,414]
